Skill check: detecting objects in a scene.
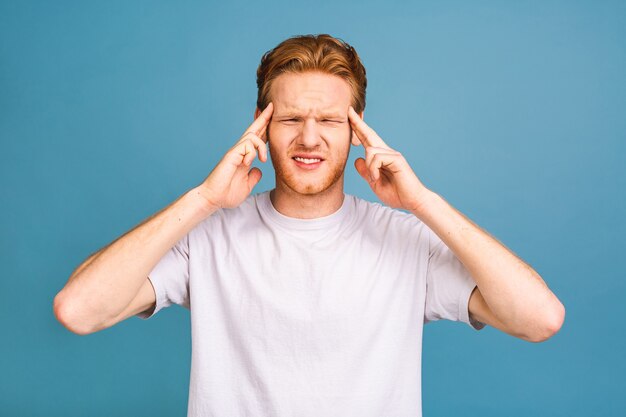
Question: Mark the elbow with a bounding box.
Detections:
[53,292,98,336]
[526,301,566,343]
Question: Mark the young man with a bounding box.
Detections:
[54,34,565,416]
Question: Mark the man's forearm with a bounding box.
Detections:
[55,186,215,333]
[412,190,565,338]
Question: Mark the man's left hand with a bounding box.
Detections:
[348,106,432,213]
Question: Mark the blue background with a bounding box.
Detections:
[1,1,624,416]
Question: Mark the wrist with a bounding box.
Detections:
[409,189,442,221]
[185,186,220,220]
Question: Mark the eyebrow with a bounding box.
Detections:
[275,112,345,119]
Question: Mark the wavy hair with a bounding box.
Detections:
[256,34,367,114]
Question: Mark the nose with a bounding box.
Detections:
[296,118,322,148]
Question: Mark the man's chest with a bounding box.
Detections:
[190,231,427,330]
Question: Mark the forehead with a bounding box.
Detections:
[270,71,352,117]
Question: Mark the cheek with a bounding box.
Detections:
[268,124,296,143]
[326,125,352,147]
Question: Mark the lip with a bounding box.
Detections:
[291,155,324,170]
[292,154,325,160]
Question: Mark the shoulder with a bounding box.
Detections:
[344,195,432,261]
[192,191,266,236]
[348,194,427,239]
[350,194,420,224]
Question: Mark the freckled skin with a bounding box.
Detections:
[265,72,355,196]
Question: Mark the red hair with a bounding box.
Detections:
[256,34,367,113]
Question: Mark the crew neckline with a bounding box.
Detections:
[256,190,352,231]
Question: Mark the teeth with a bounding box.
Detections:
[294,157,321,164]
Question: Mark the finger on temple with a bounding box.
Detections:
[247,102,274,138]
[348,106,389,149]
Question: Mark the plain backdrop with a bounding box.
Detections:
[1,1,624,416]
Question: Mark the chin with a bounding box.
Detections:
[288,180,334,195]
[274,161,346,197]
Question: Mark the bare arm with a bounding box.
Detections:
[54,102,274,335]
[347,106,565,343]
[53,189,215,335]
[418,192,565,342]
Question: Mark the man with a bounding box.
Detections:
[54,34,565,416]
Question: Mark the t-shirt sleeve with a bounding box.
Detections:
[423,227,486,331]
[135,233,191,320]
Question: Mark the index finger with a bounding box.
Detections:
[245,102,274,140]
[348,106,389,149]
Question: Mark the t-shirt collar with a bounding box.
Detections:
[256,190,352,231]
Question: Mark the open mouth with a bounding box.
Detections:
[292,156,324,170]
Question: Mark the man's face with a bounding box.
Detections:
[258,71,360,196]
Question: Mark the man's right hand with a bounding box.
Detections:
[196,102,274,211]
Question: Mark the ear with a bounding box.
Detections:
[254,107,261,119]
[351,111,364,146]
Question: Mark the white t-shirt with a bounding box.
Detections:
[137,190,485,417]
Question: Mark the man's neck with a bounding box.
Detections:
[270,180,345,219]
